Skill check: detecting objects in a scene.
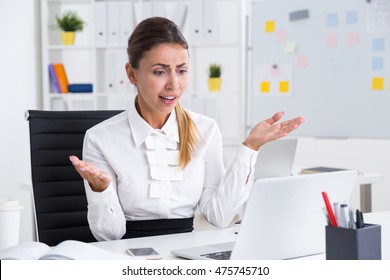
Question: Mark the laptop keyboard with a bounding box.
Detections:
[201,250,232,260]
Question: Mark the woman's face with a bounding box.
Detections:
[126,43,189,127]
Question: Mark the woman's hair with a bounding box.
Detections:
[127,17,200,169]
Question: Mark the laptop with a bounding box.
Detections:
[171,170,358,260]
[254,138,297,179]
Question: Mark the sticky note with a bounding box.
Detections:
[289,10,309,21]
[372,57,384,70]
[373,38,385,51]
[346,11,358,24]
[372,77,384,90]
[260,81,270,93]
[275,30,286,42]
[265,21,275,32]
[326,13,339,27]
[297,55,309,68]
[279,81,289,93]
[346,32,359,46]
[271,65,281,76]
[326,34,338,48]
[284,42,297,53]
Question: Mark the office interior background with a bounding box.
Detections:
[1,0,389,243]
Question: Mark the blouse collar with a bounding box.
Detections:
[127,100,180,147]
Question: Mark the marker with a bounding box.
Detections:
[321,192,338,227]
[356,209,365,229]
[349,208,356,229]
[339,204,350,228]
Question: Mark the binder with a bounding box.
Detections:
[68,83,93,93]
[107,1,121,46]
[151,2,165,17]
[105,50,117,93]
[171,2,188,30]
[142,1,152,20]
[203,0,218,43]
[48,64,61,93]
[53,63,69,93]
[119,1,135,45]
[188,0,204,44]
[94,1,107,46]
[115,50,130,93]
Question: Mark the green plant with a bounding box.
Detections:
[56,11,85,32]
[208,64,222,78]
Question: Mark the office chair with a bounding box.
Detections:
[26,110,123,246]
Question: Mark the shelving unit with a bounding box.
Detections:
[40,0,246,144]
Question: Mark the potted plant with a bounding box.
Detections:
[208,63,222,92]
[56,11,85,45]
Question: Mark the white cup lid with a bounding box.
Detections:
[0,199,23,211]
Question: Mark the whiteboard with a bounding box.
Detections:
[247,0,390,138]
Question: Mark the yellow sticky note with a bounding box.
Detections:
[372,77,384,91]
[279,81,289,93]
[260,81,270,93]
[265,21,275,33]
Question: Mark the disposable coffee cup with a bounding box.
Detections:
[0,199,23,249]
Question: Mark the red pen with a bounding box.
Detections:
[321,192,338,227]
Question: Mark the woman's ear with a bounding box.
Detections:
[126,62,137,85]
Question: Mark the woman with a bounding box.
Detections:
[70,17,304,241]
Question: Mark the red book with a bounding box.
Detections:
[53,63,69,93]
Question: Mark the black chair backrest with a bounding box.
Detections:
[26,110,123,246]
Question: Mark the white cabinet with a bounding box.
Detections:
[40,0,245,144]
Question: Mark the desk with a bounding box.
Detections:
[92,211,390,260]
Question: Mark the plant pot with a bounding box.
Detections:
[208,78,222,92]
[61,32,76,45]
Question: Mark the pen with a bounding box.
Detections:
[356,209,365,229]
[333,202,340,226]
[349,208,356,229]
[321,192,338,227]
[339,203,350,228]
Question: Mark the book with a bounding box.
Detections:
[68,83,93,93]
[53,63,69,93]
[0,240,137,260]
[48,64,61,93]
[300,166,349,174]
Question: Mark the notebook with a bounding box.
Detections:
[254,138,298,179]
[171,170,358,260]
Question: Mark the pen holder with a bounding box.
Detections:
[325,224,381,260]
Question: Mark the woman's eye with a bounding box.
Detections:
[154,70,166,76]
[178,69,188,75]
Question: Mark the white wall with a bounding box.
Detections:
[0,0,41,243]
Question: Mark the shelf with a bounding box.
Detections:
[41,0,245,143]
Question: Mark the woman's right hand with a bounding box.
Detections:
[69,155,111,192]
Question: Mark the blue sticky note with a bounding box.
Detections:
[346,11,358,24]
[372,57,384,70]
[326,13,338,27]
[373,38,385,51]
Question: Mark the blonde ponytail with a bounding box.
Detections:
[175,104,201,169]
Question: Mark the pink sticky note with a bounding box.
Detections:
[275,30,286,42]
[297,55,309,68]
[270,65,281,76]
[346,32,359,46]
[326,34,338,48]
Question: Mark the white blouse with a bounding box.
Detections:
[83,103,259,241]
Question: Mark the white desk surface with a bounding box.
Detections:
[92,210,390,260]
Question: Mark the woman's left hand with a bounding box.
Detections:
[243,112,304,151]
